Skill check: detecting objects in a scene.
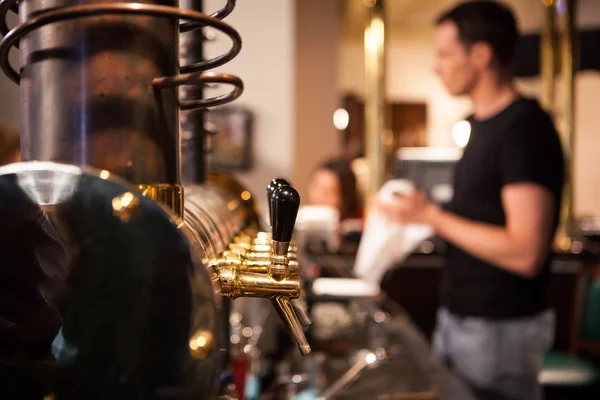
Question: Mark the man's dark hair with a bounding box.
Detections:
[436,0,519,68]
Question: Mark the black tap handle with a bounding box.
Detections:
[271,185,300,243]
[267,178,291,226]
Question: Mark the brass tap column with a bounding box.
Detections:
[558,0,578,247]
[364,0,390,199]
[540,0,557,113]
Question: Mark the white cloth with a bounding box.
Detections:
[294,205,341,252]
[353,179,434,285]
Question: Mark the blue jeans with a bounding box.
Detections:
[433,308,555,400]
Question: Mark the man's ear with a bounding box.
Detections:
[469,42,493,69]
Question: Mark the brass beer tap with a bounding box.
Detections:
[216,181,311,355]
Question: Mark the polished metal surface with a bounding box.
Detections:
[213,241,310,357]
[0,162,221,398]
[180,0,206,184]
[185,182,250,252]
[179,1,241,184]
[272,297,311,356]
[540,0,575,251]
[557,0,577,247]
[181,175,311,357]
[218,257,301,298]
[138,183,185,218]
[0,0,243,187]
[540,0,557,113]
[364,0,390,199]
[18,0,180,184]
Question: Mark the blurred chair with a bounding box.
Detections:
[539,262,600,396]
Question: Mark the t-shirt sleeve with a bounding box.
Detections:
[499,117,563,192]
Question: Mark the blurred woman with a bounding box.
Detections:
[307,158,362,222]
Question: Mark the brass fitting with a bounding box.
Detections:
[216,252,300,299]
[138,183,184,218]
[228,232,297,262]
[215,241,310,355]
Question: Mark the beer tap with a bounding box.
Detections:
[267,179,298,250]
[267,182,311,331]
[268,185,311,354]
[267,178,291,230]
[228,178,298,259]
[215,183,310,355]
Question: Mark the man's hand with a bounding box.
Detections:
[377,190,441,224]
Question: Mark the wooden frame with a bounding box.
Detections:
[341,93,427,160]
[206,106,254,171]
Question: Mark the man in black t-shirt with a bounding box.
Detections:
[378,2,564,400]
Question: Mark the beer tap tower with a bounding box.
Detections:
[0,0,310,398]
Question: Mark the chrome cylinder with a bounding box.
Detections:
[0,0,243,209]
[19,0,180,185]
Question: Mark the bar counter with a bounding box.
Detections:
[288,250,596,400]
[308,251,592,352]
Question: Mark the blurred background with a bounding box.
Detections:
[2,0,599,215]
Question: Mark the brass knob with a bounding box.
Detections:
[189,330,215,360]
[111,192,140,221]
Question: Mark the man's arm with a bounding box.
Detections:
[426,182,556,278]
[379,117,562,278]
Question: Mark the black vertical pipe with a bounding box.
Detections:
[180,0,206,184]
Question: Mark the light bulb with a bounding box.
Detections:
[333,108,350,131]
[452,120,471,148]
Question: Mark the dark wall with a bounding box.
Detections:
[514,29,600,78]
